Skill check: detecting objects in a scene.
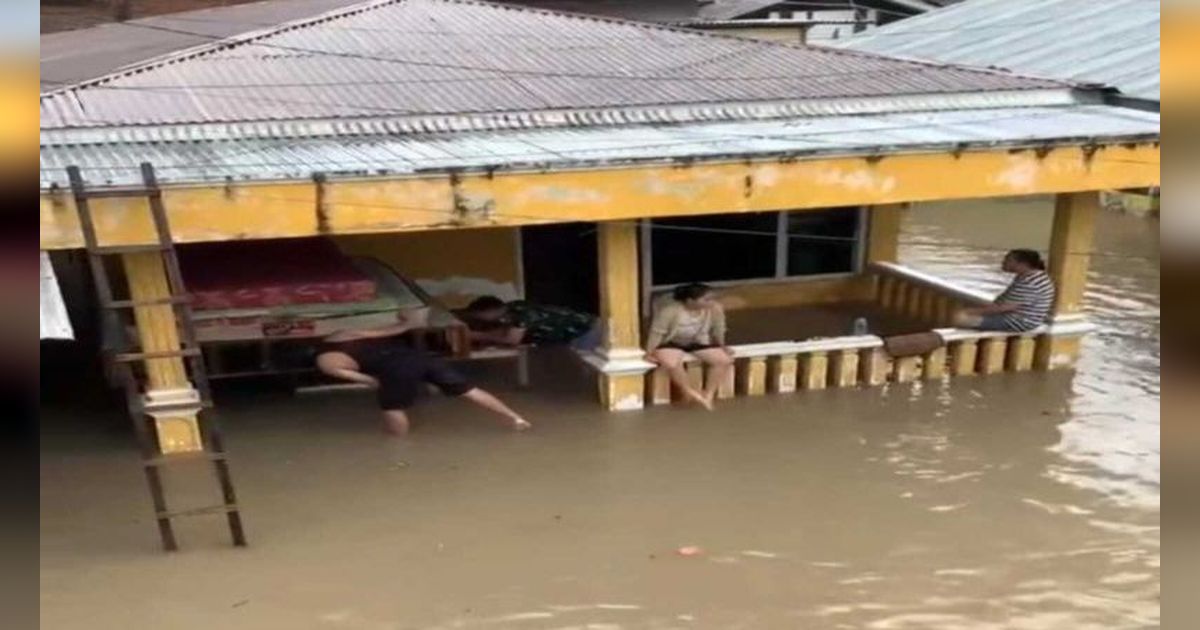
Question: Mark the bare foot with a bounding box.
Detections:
[687,391,714,411]
[511,418,533,431]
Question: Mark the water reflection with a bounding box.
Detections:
[899,197,1160,511]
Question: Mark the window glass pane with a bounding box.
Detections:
[785,207,860,276]
[651,213,778,286]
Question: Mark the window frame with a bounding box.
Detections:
[640,207,868,313]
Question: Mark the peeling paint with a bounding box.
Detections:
[992,159,1038,191]
[518,185,609,204]
[815,167,896,193]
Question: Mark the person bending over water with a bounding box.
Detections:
[644,283,734,411]
[459,296,603,351]
[953,249,1056,332]
[316,313,531,436]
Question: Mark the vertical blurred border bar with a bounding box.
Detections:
[1162,2,1200,628]
[2,1,39,628]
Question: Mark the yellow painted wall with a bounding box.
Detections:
[717,276,876,310]
[336,227,521,308]
[40,143,1161,250]
[651,275,874,313]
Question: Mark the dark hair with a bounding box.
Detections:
[466,295,506,312]
[672,283,713,303]
[1006,248,1046,270]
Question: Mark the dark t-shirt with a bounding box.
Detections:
[503,301,595,345]
[461,301,595,345]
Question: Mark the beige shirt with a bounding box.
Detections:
[645,301,727,350]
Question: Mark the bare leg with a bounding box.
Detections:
[952,310,984,328]
[693,348,734,403]
[460,388,531,431]
[316,352,380,388]
[381,409,411,436]
[652,348,711,410]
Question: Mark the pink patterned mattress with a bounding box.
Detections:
[178,238,377,310]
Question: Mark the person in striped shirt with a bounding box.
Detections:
[953,249,1056,332]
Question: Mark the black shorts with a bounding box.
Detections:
[322,340,473,410]
[659,342,718,353]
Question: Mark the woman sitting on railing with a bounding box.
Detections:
[645,283,734,411]
[953,249,1056,332]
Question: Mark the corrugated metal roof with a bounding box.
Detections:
[41,0,362,90]
[41,0,1068,130]
[40,105,1159,189]
[839,0,1160,101]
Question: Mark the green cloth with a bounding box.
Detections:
[503,301,594,345]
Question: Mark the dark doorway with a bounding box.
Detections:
[520,223,599,315]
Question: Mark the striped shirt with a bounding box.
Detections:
[995,270,1056,331]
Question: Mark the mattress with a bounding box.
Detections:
[179,238,376,310]
[193,258,448,342]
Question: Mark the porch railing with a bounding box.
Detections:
[620,262,1094,407]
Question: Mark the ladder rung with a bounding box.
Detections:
[157,503,239,520]
[104,296,192,309]
[145,451,225,467]
[90,244,170,255]
[79,188,158,199]
[114,348,203,362]
[140,399,214,415]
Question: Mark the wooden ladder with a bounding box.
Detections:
[67,162,247,552]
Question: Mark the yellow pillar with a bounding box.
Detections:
[866,203,905,264]
[121,252,203,454]
[878,275,897,310]
[596,221,647,410]
[893,356,920,383]
[598,221,641,351]
[707,363,736,399]
[922,346,947,380]
[737,357,768,396]
[978,338,1008,374]
[1036,192,1098,370]
[1007,337,1036,372]
[829,349,859,388]
[800,352,829,390]
[859,348,889,386]
[768,355,798,393]
[949,340,978,376]
[1046,192,1098,315]
[647,367,672,406]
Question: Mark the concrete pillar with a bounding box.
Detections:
[121,251,203,454]
[866,203,905,264]
[596,221,646,410]
[1036,192,1098,370]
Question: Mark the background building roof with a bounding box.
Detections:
[41,0,1064,130]
[838,0,1160,102]
[696,0,938,22]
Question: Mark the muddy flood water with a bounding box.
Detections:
[40,198,1160,629]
